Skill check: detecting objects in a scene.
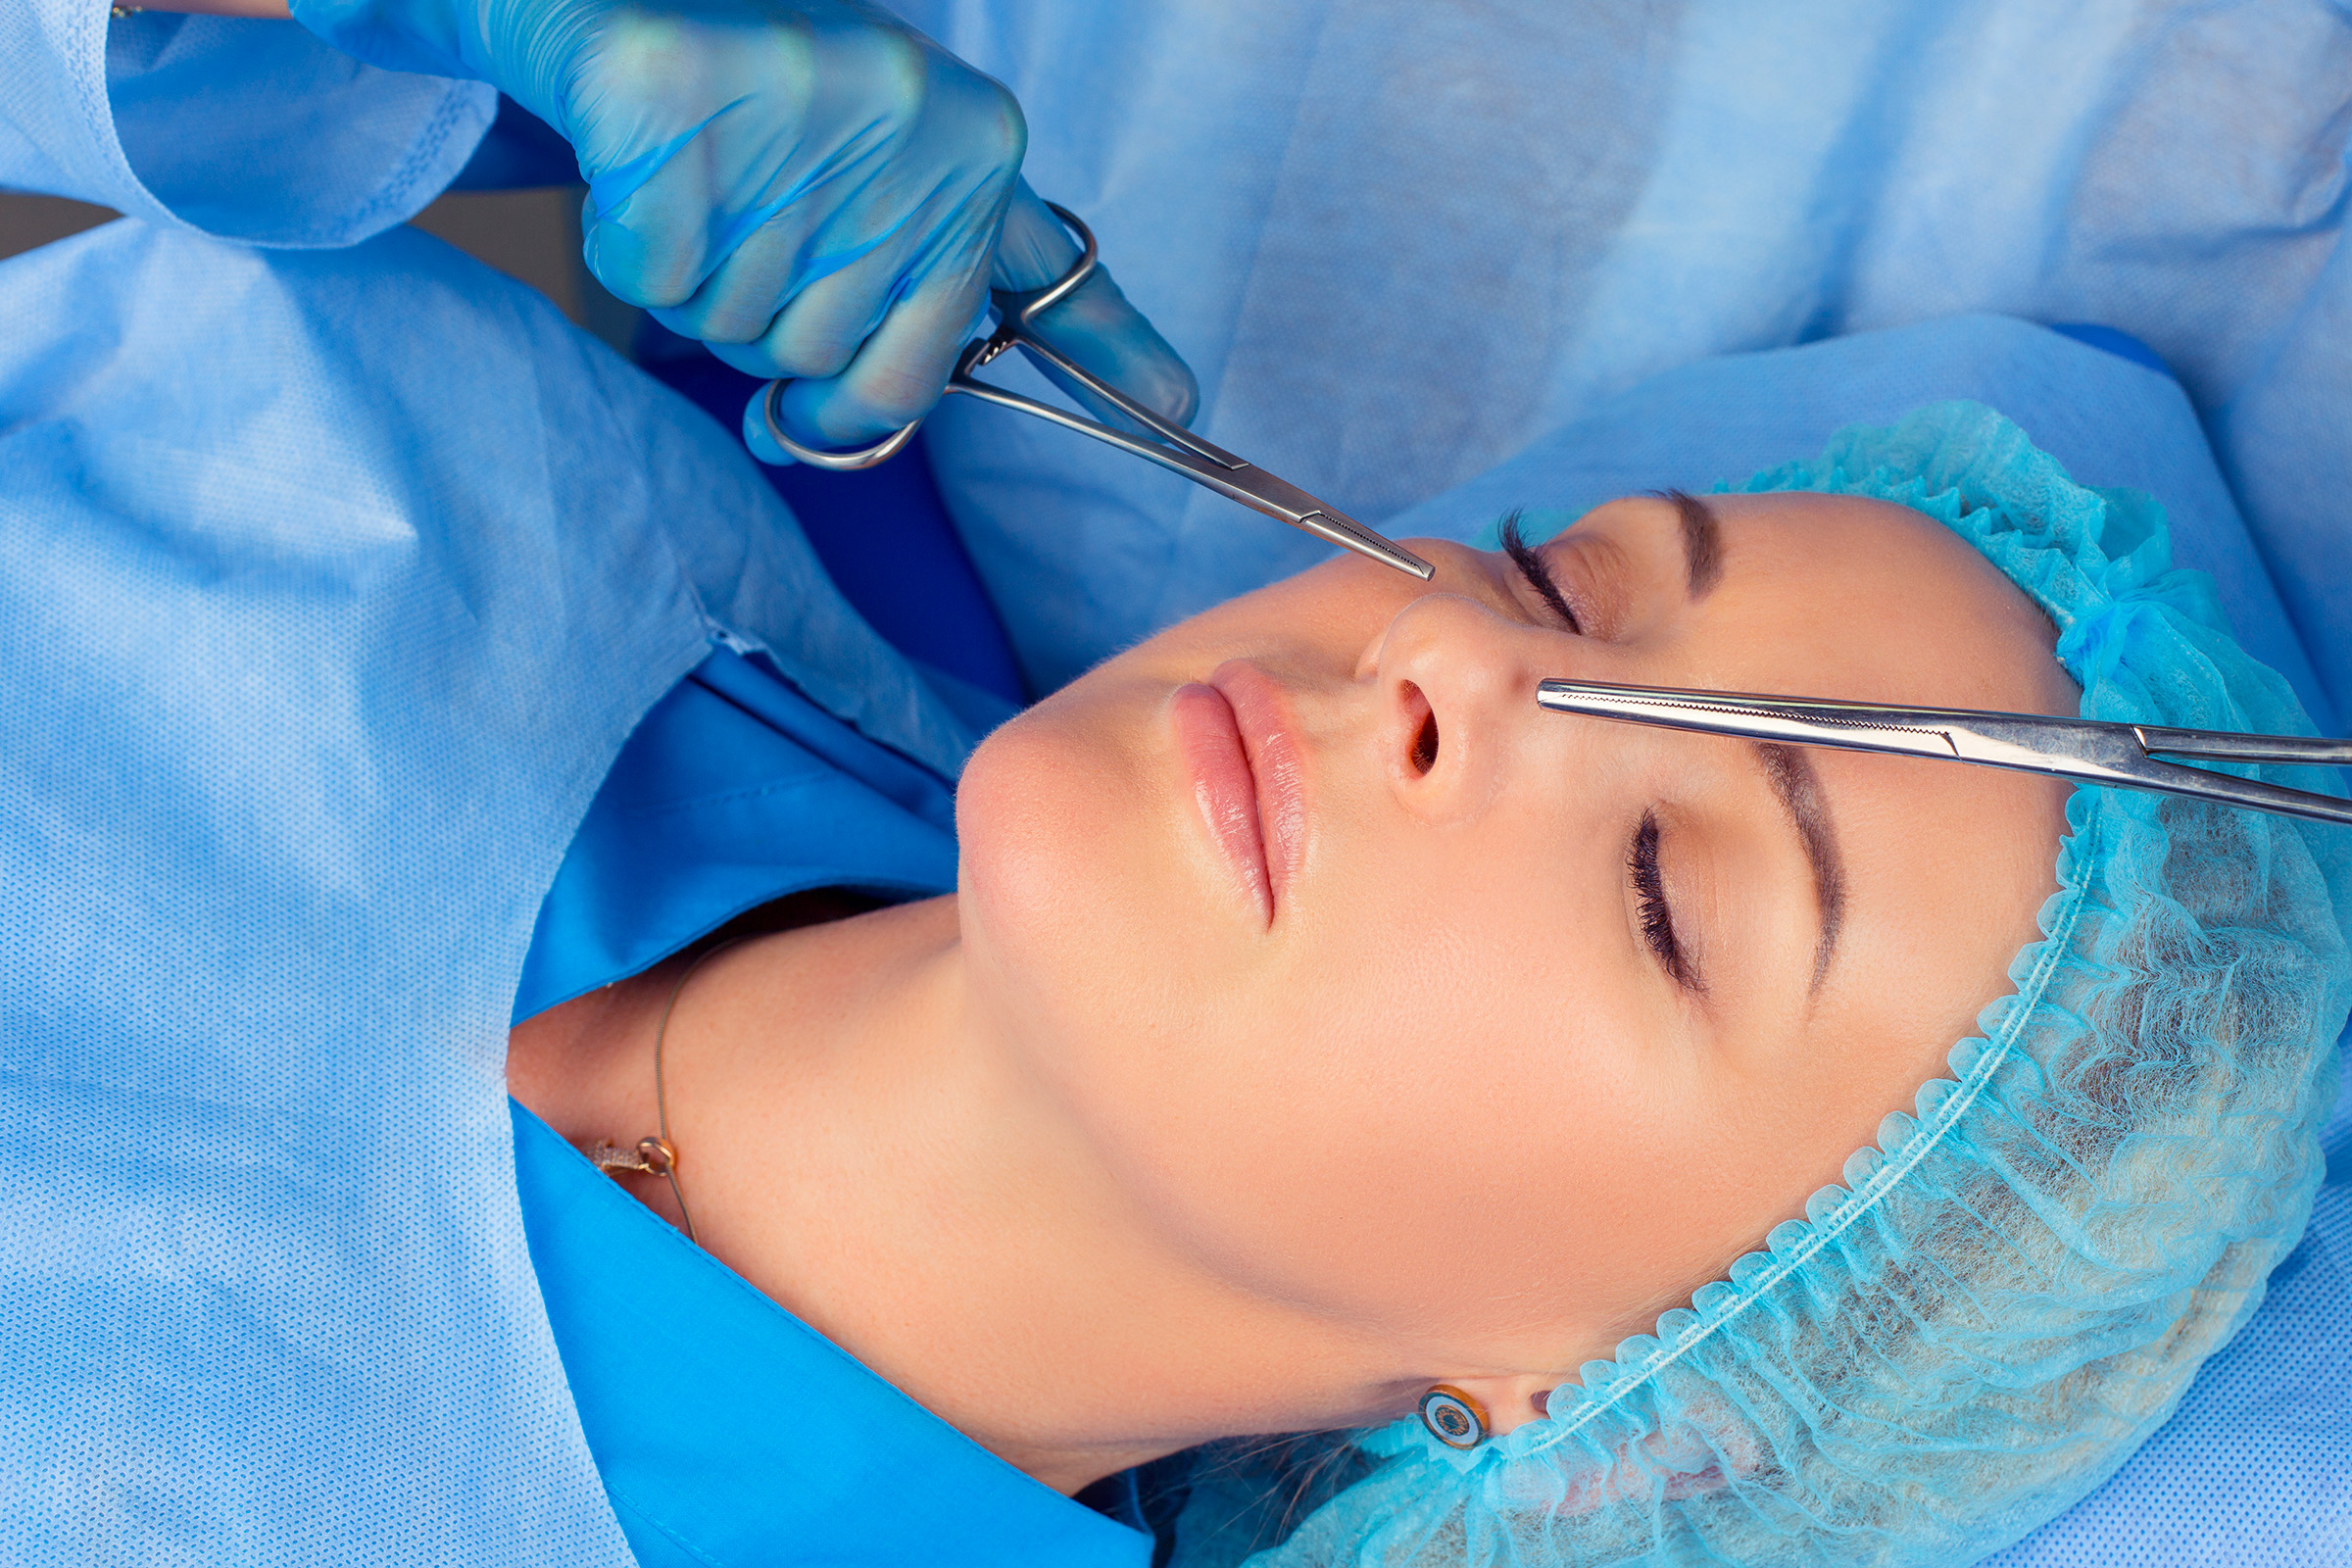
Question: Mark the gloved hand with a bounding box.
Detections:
[288,0,1197,452]
[745,178,1200,463]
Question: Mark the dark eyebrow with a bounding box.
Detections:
[1664,489,1724,598]
[1755,742,1847,991]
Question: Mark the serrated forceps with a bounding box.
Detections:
[1535,679,2352,827]
[755,205,1434,581]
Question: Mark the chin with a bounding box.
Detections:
[954,682,1259,1134]
[956,690,1158,1031]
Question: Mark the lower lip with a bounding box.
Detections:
[1172,681,1272,923]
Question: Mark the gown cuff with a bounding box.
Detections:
[0,2,494,248]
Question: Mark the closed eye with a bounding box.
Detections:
[1630,811,1699,992]
[1498,511,1582,635]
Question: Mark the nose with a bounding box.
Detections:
[1368,592,1560,821]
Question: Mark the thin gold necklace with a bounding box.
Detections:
[576,936,748,1243]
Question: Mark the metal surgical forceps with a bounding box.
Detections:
[1535,680,2352,826]
[756,206,1434,581]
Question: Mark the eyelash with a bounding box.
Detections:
[1497,511,1583,634]
[1630,811,1695,990]
[1501,513,1685,988]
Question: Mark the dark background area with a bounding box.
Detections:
[0,185,640,356]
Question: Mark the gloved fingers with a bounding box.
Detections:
[647,199,842,349]
[993,181,1200,429]
[991,178,1084,290]
[585,90,924,327]
[705,208,995,388]
[726,256,994,454]
[578,128,733,311]
[576,10,1028,329]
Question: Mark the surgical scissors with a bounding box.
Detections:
[1535,679,2352,826]
[756,205,1434,581]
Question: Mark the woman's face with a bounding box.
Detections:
[956,491,2075,1413]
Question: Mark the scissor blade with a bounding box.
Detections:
[1536,679,2151,782]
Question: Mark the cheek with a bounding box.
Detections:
[957,698,1198,1053]
[1069,803,1699,1343]
[956,707,1123,963]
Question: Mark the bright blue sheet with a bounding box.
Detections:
[513,1101,1150,1568]
[514,645,970,1022]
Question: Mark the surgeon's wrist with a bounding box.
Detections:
[292,0,597,154]
[285,0,482,79]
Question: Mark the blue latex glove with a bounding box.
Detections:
[744,179,1200,464]
[288,0,1197,450]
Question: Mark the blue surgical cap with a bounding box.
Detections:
[1180,402,2352,1568]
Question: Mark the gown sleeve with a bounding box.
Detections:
[0,0,494,247]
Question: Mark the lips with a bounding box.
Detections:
[1172,682,1271,921]
[1170,662,1308,925]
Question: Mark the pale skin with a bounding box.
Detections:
[510,492,2077,1497]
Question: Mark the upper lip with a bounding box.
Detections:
[1207,660,1310,916]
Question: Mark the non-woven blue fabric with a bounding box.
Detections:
[1,4,491,244]
[514,645,965,1022]
[886,0,2352,722]
[0,214,989,1565]
[633,324,1030,707]
[512,1101,1152,1568]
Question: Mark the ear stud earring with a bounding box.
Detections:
[1418,1385,1489,1449]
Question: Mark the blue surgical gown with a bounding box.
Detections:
[0,12,1019,1562]
[1,5,2347,1566]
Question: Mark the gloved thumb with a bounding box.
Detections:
[994,181,1200,430]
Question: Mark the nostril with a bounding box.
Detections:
[1410,710,1441,775]
[1397,680,1442,777]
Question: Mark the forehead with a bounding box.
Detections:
[1704,491,2015,593]
[1570,489,2009,587]
[1570,491,2064,694]
[1692,496,2072,1027]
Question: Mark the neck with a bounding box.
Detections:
[512,896,1406,1494]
